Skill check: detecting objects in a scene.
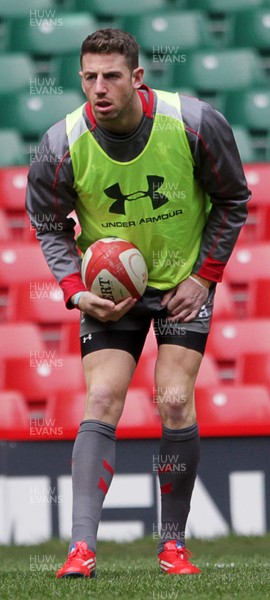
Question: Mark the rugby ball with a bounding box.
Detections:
[81,237,148,303]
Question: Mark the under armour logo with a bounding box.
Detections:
[82,334,92,343]
[104,176,169,215]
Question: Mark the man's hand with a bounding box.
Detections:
[73,291,137,322]
[161,276,210,322]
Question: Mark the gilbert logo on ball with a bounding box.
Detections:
[81,237,148,303]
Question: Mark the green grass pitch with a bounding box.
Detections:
[0,535,270,600]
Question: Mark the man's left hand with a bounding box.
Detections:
[161,276,210,322]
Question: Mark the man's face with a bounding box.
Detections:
[80,52,143,130]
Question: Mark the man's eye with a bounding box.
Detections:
[85,75,95,81]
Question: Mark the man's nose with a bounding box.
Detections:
[95,76,107,94]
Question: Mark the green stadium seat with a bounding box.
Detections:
[233,8,270,50]
[0,0,55,18]
[139,53,174,92]
[231,126,257,163]
[123,11,208,54]
[0,54,35,94]
[0,91,83,137]
[189,0,264,13]
[174,49,266,92]
[10,13,97,55]
[0,130,26,166]
[75,0,167,16]
[53,54,82,92]
[225,89,270,130]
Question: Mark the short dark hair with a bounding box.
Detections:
[80,28,139,71]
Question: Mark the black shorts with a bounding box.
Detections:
[80,285,216,363]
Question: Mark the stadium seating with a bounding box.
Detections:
[225,88,270,130]
[0,166,28,210]
[211,281,236,320]
[10,14,97,55]
[123,11,209,54]
[195,354,220,387]
[224,243,270,284]
[189,0,267,13]
[206,319,270,379]
[0,0,54,18]
[233,8,270,50]
[243,163,270,205]
[232,127,257,164]
[0,91,83,138]
[0,0,270,445]
[0,391,30,438]
[4,354,85,402]
[174,49,266,92]
[75,0,168,16]
[0,130,26,167]
[195,384,270,436]
[0,54,36,94]
[0,242,53,286]
[246,279,270,318]
[0,323,45,358]
[0,210,10,240]
[11,279,79,324]
[239,352,270,388]
[59,322,81,354]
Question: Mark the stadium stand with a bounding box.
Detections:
[0,1,270,443]
[239,353,270,389]
[233,8,270,50]
[3,354,85,405]
[75,0,169,17]
[0,91,83,138]
[0,54,36,94]
[0,391,29,438]
[175,49,266,92]
[246,279,270,318]
[0,0,54,18]
[9,14,98,56]
[206,319,270,380]
[0,131,26,167]
[195,385,270,436]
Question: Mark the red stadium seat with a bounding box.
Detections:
[0,322,45,358]
[195,353,220,387]
[0,166,28,210]
[225,243,270,284]
[206,318,270,379]
[59,322,81,354]
[237,205,270,244]
[117,387,161,438]
[0,166,31,238]
[4,354,85,403]
[239,352,270,388]
[0,209,11,240]
[246,279,270,318]
[224,243,270,316]
[195,385,270,436]
[0,242,53,286]
[212,282,236,320]
[0,390,30,439]
[11,279,79,324]
[243,163,270,207]
[44,391,85,439]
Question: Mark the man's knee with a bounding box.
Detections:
[156,385,196,426]
[84,384,125,423]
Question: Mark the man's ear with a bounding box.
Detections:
[79,71,86,93]
[132,67,144,89]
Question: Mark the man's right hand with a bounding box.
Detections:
[71,291,137,322]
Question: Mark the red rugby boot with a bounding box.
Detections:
[56,541,96,578]
[158,541,201,575]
